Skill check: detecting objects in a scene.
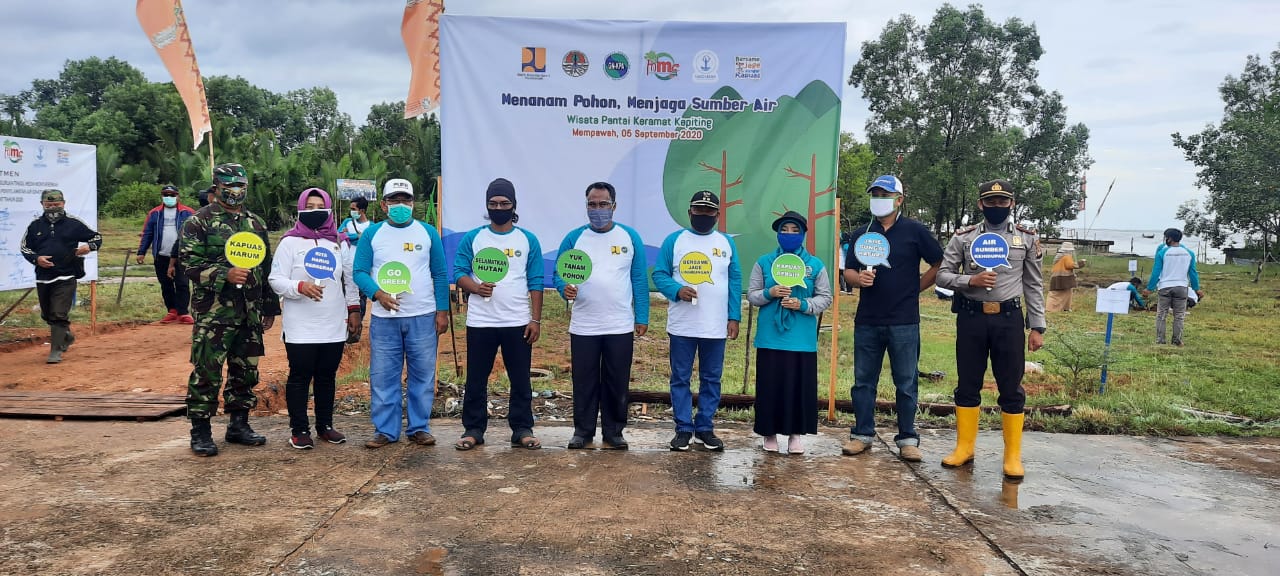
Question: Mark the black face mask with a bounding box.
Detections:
[298,209,329,230]
[44,208,66,223]
[982,206,1011,225]
[488,208,515,226]
[689,212,717,234]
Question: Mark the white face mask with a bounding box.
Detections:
[870,197,897,218]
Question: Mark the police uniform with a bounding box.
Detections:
[935,179,1044,480]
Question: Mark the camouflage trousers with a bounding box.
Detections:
[186,316,266,419]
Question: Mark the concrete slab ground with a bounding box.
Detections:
[0,417,1276,575]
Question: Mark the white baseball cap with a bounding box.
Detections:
[382,178,414,199]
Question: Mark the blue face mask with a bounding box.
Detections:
[162,196,178,208]
[587,208,613,230]
[778,232,804,252]
[387,204,413,225]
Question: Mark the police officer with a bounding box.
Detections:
[180,163,281,457]
[935,179,1045,480]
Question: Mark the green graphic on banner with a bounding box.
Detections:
[555,249,593,284]
[473,247,510,283]
[770,253,807,288]
[376,261,412,295]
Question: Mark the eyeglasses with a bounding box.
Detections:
[586,201,614,209]
[487,201,514,209]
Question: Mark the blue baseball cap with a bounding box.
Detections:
[866,175,905,196]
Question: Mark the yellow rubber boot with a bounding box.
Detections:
[941,406,980,467]
[1002,412,1025,480]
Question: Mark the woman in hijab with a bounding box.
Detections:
[746,211,833,454]
[1047,241,1086,312]
[268,187,362,450]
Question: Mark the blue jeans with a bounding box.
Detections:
[668,335,726,433]
[369,313,438,441]
[851,324,920,446]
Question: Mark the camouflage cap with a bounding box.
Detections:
[213,163,248,186]
[40,189,65,202]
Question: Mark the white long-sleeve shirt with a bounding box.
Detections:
[269,236,360,344]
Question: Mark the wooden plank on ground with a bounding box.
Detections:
[0,391,186,420]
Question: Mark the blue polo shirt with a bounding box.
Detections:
[844,216,943,326]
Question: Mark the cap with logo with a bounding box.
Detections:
[382,178,414,199]
[161,184,179,195]
[978,179,1015,199]
[689,190,720,209]
[40,189,65,202]
[866,175,905,196]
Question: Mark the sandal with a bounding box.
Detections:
[513,435,542,450]
[454,436,483,451]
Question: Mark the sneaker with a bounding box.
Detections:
[317,426,346,444]
[669,432,693,451]
[410,431,436,446]
[694,431,724,451]
[364,434,393,449]
[160,309,179,324]
[178,314,195,324]
[289,432,314,450]
[842,438,872,455]
[898,444,923,462]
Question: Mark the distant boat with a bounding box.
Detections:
[1141,233,1155,238]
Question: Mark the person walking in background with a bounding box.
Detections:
[19,189,101,364]
[1145,228,1203,346]
[453,178,545,451]
[1046,241,1086,312]
[554,181,649,450]
[339,195,373,324]
[746,212,832,454]
[137,184,196,324]
[353,178,450,449]
[841,175,942,462]
[269,187,362,450]
[935,179,1045,480]
[652,191,742,452]
[180,163,280,457]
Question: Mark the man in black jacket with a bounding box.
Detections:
[19,189,102,363]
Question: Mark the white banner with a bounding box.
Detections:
[0,136,98,291]
[440,17,846,280]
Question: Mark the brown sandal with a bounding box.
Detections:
[514,435,542,450]
[454,436,482,451]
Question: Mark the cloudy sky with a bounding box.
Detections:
[3,0,1276,230]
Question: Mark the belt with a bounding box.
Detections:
[954,294,1021,315]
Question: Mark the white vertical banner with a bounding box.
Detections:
[0,136,98,290]
[439,17,846,279]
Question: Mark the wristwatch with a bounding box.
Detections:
[1030,327,1046,334]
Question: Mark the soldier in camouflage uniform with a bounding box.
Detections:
[180,163,281,457]
[935,179,1045,481]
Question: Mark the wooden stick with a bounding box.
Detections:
[740,306,754,394]
[116,249,130,306]
[828,198,840,421]
[90,280,97,335]
[0,288,33,324]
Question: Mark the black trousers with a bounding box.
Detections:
[462,326,534,442]
[570,332,635,438]
[154,255,190,315]
[953,309,1026,414]
[284,341,345,434]
[36,278,76,329]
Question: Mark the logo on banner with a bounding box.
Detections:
[735,56,762,80]
[644,51,679,80]
[561,50,589,77]
[692,50,719,83]
[2,140,22,164]
[520,46,547,78]
[603,52,630,80]
[56,148,70,165]
[33,145,48,168]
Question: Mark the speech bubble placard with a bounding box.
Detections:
[678,251,714,285]
[555,249,593,285]
[473,247,510,284]
[770,253,807,288]
[854,232,891,269]
[302,246,338,282]
[970,232,1012,269]
[224,231,266,269]
[376,261,413,295]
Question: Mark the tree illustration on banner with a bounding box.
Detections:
[663,80,841,271]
